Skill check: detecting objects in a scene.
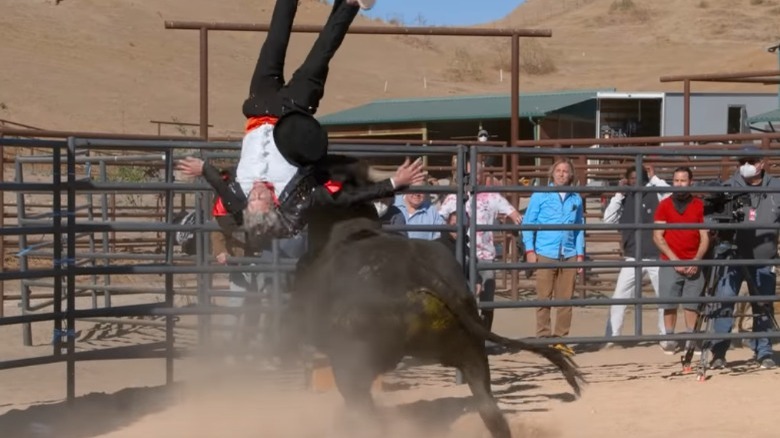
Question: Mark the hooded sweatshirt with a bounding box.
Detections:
[722,170,780,260]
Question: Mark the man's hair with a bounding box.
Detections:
[673,166,693,180]
[242,205,285,236]
[624,165,649,184]
[548,158,576,185]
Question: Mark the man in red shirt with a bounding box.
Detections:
[653,167,710,355]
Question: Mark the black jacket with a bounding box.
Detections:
[202,156,398,237]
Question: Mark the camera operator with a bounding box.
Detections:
[709,147,779,370]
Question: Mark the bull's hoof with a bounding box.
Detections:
[306,357,384,393]
[335,408,385,438]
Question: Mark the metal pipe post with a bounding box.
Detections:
[199,28,209,139]
[510,33,521,300]
[510,34,520,191]
[163,149,175,384]
[455,145,466,271]
[99,161,112,307]
[52,147,63,357]
[683,79,691,144]
[66,137,77,403]
[632,156,644,337]
[195,191,210,345]
[0,139,4,317]
[271,239,282,346]
[468,146,480,306]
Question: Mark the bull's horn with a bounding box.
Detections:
[367,167,395,183]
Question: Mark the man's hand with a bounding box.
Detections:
[526,251,537,264]
[392,157,426,187]
[576,255,585,276]
[646,164,656,179]
[215,252,228,265]
[176,156,205,178]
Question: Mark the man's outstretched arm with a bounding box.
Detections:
[176,157,247,215]
[311,157,425,208]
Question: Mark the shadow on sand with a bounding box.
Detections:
[0,384,179,438]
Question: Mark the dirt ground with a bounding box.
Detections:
[1,298,778,438]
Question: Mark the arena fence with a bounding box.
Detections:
[1,131,780,401]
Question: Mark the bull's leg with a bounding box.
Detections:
[329,343,386,436]
[456,342,512,438]
[331,359,377,411]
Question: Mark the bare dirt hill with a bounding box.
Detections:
[492,0,780,92]
[1,0,779,136]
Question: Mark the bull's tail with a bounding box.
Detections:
[481,330,585,397]
[422,285,585,397]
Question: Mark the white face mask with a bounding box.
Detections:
[739,163,759,179]
[374,201,389,217]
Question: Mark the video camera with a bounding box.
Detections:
[703,191,748,224]
[700,181,750,245]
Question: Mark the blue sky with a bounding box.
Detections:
[361,0,525,26]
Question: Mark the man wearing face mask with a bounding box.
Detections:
[708,146,780,370]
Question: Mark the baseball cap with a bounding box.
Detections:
[736,144,762,162]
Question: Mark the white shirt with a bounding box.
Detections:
[235,124,298,199]
[603,175,670,224]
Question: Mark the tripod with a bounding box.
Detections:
[681,240,779,380]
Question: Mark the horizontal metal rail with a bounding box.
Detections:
[164,21,552,37]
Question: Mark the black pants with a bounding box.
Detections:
[242,0,359,118]
[480,276,496,331]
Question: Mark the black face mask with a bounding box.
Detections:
[674,192,691,200]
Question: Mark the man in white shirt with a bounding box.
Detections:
[603,164,670,346]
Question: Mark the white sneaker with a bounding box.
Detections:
[660,341,677,355]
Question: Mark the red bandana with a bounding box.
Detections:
[245,116,279,133]
[212,197,228,217]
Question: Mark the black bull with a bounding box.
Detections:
[284,207,585,438]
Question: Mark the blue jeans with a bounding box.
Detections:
[710,265,776,360]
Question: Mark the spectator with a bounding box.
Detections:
[652,166,709,355]
[522,159,584,356]
[436,211,488,296]
[395,182,444,240]
[440,159,522,331]
[709,148,779,370]
[374,196,407,237]
[604,164,670,346]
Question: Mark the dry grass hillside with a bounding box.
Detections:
[1,0,779,136]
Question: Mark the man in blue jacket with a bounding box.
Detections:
[522,159,585,356]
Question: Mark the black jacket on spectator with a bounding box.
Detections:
[434,233,482,284]
[379,205,407,237]
[619,190,661,260]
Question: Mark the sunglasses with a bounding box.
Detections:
[738,158,759,165]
